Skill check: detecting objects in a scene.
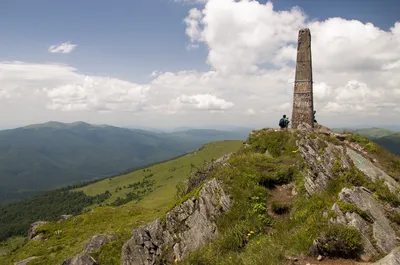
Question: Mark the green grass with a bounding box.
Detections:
[0,204,159,265]
[5,127,397,265]
[180,130,368,265]
[354,128,395,139]
[0,140,241,265]
[76,140,242,209]
[0,236,26,254]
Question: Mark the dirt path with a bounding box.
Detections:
[288,256,371,265]
[267,183,297,218]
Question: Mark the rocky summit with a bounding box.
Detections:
[4,123,400,265]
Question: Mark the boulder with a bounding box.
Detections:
[58,214,73,222]
[373,246,400,265]
[122,178,232,265]
[60,253,97,265]
[330,203,378,257]
[297,123,351,195]
[14,256,39,265]
[330,187,398,256]
[84,234,117,254]
[28,221,47,240]
[346,148,400,196]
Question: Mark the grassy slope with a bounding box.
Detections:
[374,133,400,156]
[0,140,242,265]
[332,127,394,138]
[0,121,248,204]
[76,140,243,208]
[353,128,395,138]
[181,130,400,265]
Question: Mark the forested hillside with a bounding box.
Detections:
[0,122,248,204]
[0,140,242,244]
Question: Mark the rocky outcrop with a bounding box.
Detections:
[14,256,39,265]
[58,214,73,223]
[330,187,398,256]
[346,148,400,195]
[84,234,117,254]
[373,246,400,265]
[60,233,116,265]
[297,123,352,195]
[61,253,97,265]
[122,178,231,265]
[28,221,48,240]
[184,153,232,195]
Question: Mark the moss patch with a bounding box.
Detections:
[337,201,373,223]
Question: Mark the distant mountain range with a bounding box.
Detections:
[0,121,249,204]
[333,127,400,156]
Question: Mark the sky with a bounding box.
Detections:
[0,0,399,130]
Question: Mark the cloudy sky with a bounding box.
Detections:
[1,0,399,130]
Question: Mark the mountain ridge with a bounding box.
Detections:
[0,121,248,204]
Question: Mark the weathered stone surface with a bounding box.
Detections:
[58,214,73,223]
[60,253,97,265]
[122,178,232,265]
[14,256,39,265]
[330,203,378,257]
[373,246,400,265]
[185,153,232,194]
[297,123,351,195]
[332,187,398,255]
[84,234,117,254]
[291,28,314,129]
[346,148,400,195]
[28,221,48,240]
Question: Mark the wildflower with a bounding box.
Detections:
[174,258,179,263]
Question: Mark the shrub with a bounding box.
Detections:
[311,225,363,258]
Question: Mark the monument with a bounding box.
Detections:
[291,28,314,129]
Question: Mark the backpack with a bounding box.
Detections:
[279,118,285,127]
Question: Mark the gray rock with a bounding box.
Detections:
[332,187,398,255]
[297,123,351,195]
[84,234,117,254]
[28,221,48,240]
[58,215,73,222]
[122,178,232,265]
[330,203,378,257]
[14,256,39,265]
[60,253,97,265]
[346,148,400,196]
[373,246,400,265]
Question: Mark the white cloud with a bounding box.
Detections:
[246,108,256,115]
[185,0,306,74]
[48,41,77,54]
[174,0,207,4]
[0,61,150,113]
[1,0,400,129]
[169,94,234,112]
[44,76,150,112]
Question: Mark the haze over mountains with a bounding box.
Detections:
[0,121,248,204]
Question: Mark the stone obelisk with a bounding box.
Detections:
[291,28,314,129]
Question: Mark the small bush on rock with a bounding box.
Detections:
[310,225,363,259]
